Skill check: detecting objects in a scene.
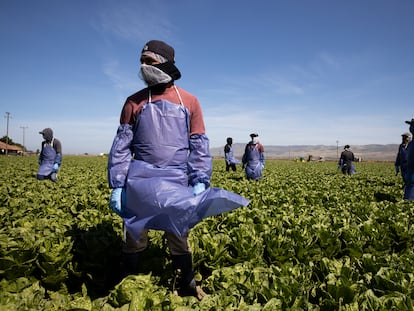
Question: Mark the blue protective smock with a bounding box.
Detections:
[108,91,249,238]
[37,143,57,177]
[395,144,410,183]
[225,146,240,165]
[404,135,414,200]
[242,143,264,180]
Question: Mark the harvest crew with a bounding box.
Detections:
[404,118,414,200]
[107,40,249,299]
[37,128,62,182]
[242,133,265,180]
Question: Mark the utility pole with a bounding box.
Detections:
[336,140,339,160]
[20,125,28,154]
[4,112,11,156]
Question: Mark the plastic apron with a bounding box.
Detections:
[404,141,414,200]
[244,145,263,180]
[37,141,56,177]
[225,146,240,165]
[122,88,249,239]
[398,145,409,183]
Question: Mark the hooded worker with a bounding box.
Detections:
[224,137,240,172]
[37,128,62,182]
[107,39,249,299]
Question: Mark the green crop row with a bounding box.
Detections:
[0,156,413,310]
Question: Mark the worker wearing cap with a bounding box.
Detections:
[404,118,414,200]
[338,145,356,175]
[395,131,412,187]
[242,133,265,180]
[37,128,62,182]
[107,40,248,299]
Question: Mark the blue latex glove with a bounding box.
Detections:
[193,183,206,196]
[110,188,126,216]
[53,163,59,171]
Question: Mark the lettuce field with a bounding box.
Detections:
[1,155,414,310]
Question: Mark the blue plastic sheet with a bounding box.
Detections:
[123,178,249,239]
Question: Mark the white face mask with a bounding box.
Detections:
[140,64,172,86]
[253,137,260,144]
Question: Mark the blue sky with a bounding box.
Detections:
[1,0,413,154]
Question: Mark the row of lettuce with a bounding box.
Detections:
[0,156,413,310]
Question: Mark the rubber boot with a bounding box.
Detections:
[120,252,142,279]
[50,172,57,182]
[171,254,199,298]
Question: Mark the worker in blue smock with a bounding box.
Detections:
[224,137,240,172]
[404,118,414,200]
[107,40,249,300]
[242,133,265,180]
[37,128,62,182]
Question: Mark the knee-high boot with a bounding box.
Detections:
[171,254,198,297]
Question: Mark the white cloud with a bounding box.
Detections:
[102,59,142,92]
[93,1,174,43]
[317,52,341,69]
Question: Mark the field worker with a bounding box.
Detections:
[242,133,265,180]
[224,137,240,172]
[395,131,412,187]
[107,40,249,300]
[338,145,355,175]
[404,118,414,200]
[37,128,62,182]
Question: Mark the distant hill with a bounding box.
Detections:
[210,143,400,162]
